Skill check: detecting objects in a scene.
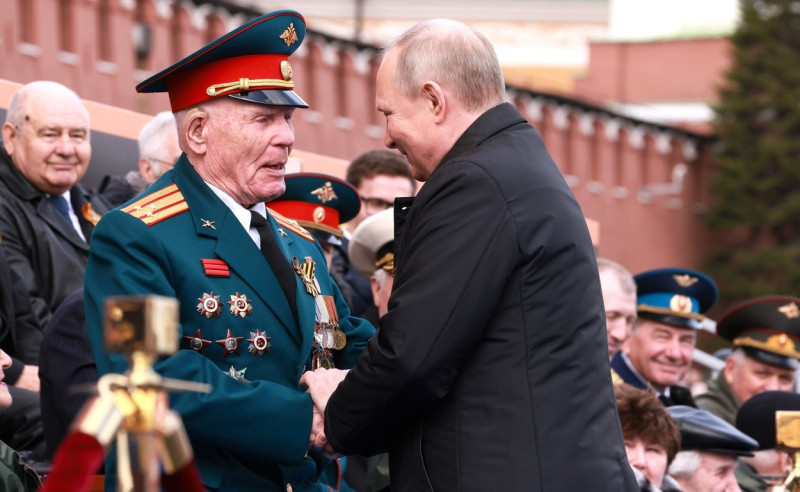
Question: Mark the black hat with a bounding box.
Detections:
[736,390,800,450]
[136,10,308,112]
[717,296,800,370]
[668,405,757,456]
[634,268,718,330]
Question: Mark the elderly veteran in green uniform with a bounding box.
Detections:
[611,268,718,407]
[696,296,800,426]
[83,10,374,491]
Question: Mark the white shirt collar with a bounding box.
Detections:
[203,181,265,246]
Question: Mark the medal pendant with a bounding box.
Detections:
[333,329,347,351]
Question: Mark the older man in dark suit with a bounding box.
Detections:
[302,18,636,491]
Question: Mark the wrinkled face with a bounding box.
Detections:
[625,437,668,488]
[2,93,90,195]
[726,354,795,404]
[376,49,439,182]
[0,350,12,408]
[626,319,696,391]
[677,452,741,492]
[201,99,295,206]
[600,269,637,360]
[350,175,415,230]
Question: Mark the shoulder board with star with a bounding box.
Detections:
[122,184,188,226]
[267,208,314,242]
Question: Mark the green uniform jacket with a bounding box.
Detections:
[85,156,374,491]
[695,370,740,426]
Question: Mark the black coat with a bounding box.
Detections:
[325,103,637,491]
[0,146,111,328]
[0,245,43,381]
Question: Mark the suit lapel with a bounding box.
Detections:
[37,197,88,251]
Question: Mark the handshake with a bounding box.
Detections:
[300,367,349,459]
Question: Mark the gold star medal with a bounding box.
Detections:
[228,293,253,318]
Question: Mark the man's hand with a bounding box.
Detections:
[300,368,349,413]
[14,365,40,392]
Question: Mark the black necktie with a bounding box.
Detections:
[49,195,72,226]
[250,211,298,324]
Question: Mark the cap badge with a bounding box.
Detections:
[217,329,244,357]
[228,292,253,318]
[247,329,272,356]
[280,60,293,81]
[197,292,222,318]
[280,23,299,47]
[669,294,693,313]
[313,207,326,224]
[672,274,699,288]
[779,302,800,319]
[311,182,338,203]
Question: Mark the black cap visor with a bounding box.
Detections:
[228,89,309,108]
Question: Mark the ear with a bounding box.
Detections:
[183,109,208,155]
[138,157,156,183]
[421,81,446,123]
[1,122,17,155]
[370,274,382,307]
[723,355,736,384]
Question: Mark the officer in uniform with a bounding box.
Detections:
[696,296,800,425]
[84,10,374,491]
[611,268,718,406]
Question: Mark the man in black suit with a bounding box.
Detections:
[611,268,718,407]
[302,19,637,491]
[0,81,110,329]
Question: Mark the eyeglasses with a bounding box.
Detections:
[360,196,394,214]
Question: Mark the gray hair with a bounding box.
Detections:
[667,450,702,479]
[597,257,636,296]
[382,19,506,113]
[138,111,178,174]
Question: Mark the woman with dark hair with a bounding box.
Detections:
[616,384,683,491]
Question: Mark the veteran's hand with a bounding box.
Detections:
[299,368,349,414]
[14,365,40,392]
[308,403,343,459]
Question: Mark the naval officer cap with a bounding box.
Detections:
[136,10,308,112]
[270,173,360,247]
[717,296,800,370]
[349,208,395,279]
[668,406,757,456]
[736,390,800,450]
[634,268,718,330]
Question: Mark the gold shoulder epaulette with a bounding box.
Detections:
[268,208,314,242]
[122,184,188,226]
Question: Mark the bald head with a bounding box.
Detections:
[2,81,91,195]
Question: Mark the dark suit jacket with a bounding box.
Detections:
[325,103,637,490]
[85,156,374,491]
[0,245,42,380]
[0,146,110,328]
[39,288,97,460]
